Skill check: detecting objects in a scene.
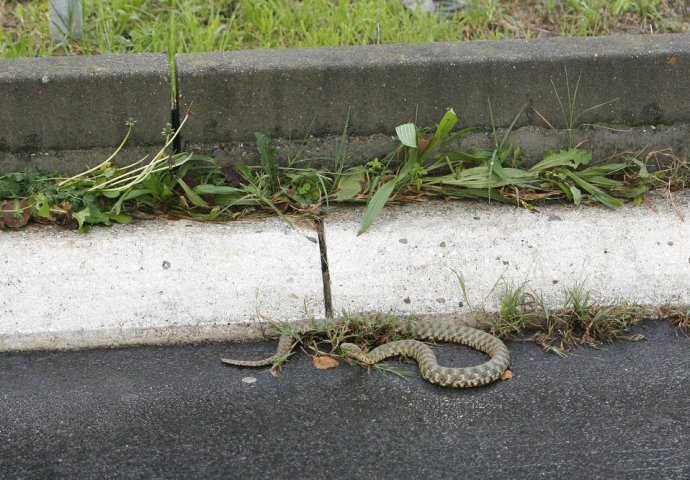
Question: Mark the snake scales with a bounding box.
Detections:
[221,318,510,388]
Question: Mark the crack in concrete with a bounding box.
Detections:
[315,218,333,319]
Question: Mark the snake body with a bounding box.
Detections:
[221,319,510,388]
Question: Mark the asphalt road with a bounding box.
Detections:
[1,320,688,480]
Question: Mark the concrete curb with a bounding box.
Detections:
[1,191,688,352]
[0,218,324,351]
[0,54,170,150]
[1,36,689,351]
[176,34,690,141]
[1,34,689,173]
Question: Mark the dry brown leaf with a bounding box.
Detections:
[1,199,31,228]
[500,370,514,381]
[312,356,339,370]
[667,56,679,65]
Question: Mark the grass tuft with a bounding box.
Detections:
[480,283,667,355]
[1,109,688,232]
[267,312,420,375]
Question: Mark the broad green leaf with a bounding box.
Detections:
[434,109,457,141]
[109,214,133,224]
[193,184,244,196]
[395,123,417,148]
[169,152,195,167]
[177,177,208,208]
[530,149,592,173]
[101,190,121,199]
[358,181,396,235]
[431,166,537,189]
[335,168,366,201]
[569,185,582,206]
[37,201,51,218]
[73,207,90,230]
[612,184,650,199]
[34,194,52,218]
[566,172,623,208]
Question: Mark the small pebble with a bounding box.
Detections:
[241,376,257,384]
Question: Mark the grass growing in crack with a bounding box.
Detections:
[534,67,620,149]
[480,283,652,355]
[1,108,688,232]
[244,290,688,375]
[659,305,690,336]
[267,313,420,377]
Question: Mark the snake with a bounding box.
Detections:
[221,319,510,388]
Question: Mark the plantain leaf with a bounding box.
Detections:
[431,166,537,189]
[530,149,592,173]
[358,181,396,235]
[177,177,209,208]
[395,123,417,148]
[193,184,244,195]
[566,172,623,208]
[434,109,457,141]
[335,167,366,201]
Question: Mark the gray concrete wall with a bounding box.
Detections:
[176,34,690,143]
[1,34,689,174]
[0,53,170,171]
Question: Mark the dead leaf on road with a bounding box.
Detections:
[312,356,339,369]
[667,56,679,65]
[501,370,514,381]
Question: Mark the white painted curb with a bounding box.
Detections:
[0,218,324,351]
[1,191,688,352]
[326,191,690,315]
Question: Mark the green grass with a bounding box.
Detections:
[479,282,650,356]
[267,312,418,374]
[1,0,687,59]
[227,291,689,374]
[458,280,690,355]
[5,109,687,233]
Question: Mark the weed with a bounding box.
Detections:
[659,304,690,336]
[2,107,684,233]
[480,283,654,355]
[533,67,619,149]
[354,107,652,233]
[265,312,421,372]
